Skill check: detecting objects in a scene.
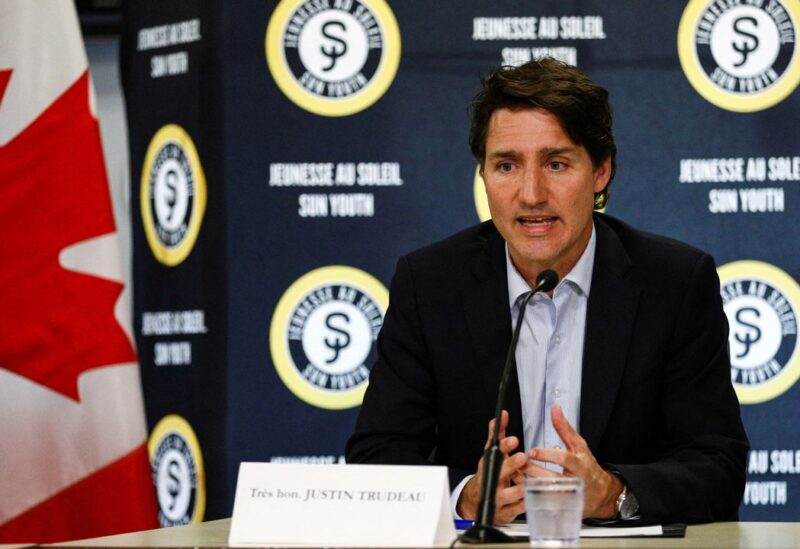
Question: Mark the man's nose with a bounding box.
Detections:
[518,168,547,205]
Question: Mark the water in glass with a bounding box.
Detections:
[525,477,584,547]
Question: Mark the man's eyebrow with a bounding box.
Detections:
[540,146,579,157]
[486,149,522,160]
[486,147,579,160]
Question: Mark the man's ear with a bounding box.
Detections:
[593,157,612,193]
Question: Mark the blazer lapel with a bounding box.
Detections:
[580,216,640,453]
[462,226,524,442]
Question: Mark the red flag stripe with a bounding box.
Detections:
[0,444,157,543]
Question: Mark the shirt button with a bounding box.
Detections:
[554,444,562,450]
[554,334,561,344]
[553,389,561,399]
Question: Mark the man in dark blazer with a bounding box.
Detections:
[346,58,748,524]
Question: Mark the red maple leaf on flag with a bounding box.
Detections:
[0,70,137,401]
[0,70,10,103]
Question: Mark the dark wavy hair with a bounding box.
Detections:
[469,58,616,209]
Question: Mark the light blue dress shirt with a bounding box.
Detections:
[506,224,596,470]
[451,224,597,513]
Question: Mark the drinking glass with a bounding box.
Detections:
[524,476,584,547]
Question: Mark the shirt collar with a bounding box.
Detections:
[505,222,597,308]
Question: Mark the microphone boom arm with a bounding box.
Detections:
[461,269,558,544]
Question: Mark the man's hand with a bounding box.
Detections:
[456,410,531,524]
[527,404,623,519]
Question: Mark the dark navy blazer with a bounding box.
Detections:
[346,213,749,524]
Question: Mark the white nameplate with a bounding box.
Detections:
[228,462,456,547]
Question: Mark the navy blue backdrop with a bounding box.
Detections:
[122,0,800,524]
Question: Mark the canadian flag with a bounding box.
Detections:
[0,1,157,543]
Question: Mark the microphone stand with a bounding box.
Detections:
[461,270,558,544]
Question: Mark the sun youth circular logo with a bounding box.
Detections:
[148,415,206,527]
[265,0,401,117]
[270,265,388,409]
[140,124,207,266]
[678,0,800,112]
[473,166,491,222]
[719,260,800,404]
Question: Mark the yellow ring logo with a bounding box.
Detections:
[719,260,800,404]
[270,265,388,409]
[140,124,207,266]
[678,0,800,112]
[473,166,491,222]
[148,415,206,527]
[265,0,401,117]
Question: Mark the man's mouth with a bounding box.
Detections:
[517,215,558,226]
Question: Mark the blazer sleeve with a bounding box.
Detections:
[345,255,475,488]
[608,253,749,523]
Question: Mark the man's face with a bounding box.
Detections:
[483,107,610,283]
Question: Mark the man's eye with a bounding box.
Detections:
[549,161,566,170]
[498,162,514,172]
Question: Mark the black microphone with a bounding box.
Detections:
[461,269,558,544]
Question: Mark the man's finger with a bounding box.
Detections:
[529,447,584,474]
[498,410,509,436]
[497,451,528,484]
[495,495,526,524]
[495,483,524,507]
[499,435,519,455]
[550,404,586,452]
[485,410,510,448]
[494,484,526,524]
[523,461,563,477]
